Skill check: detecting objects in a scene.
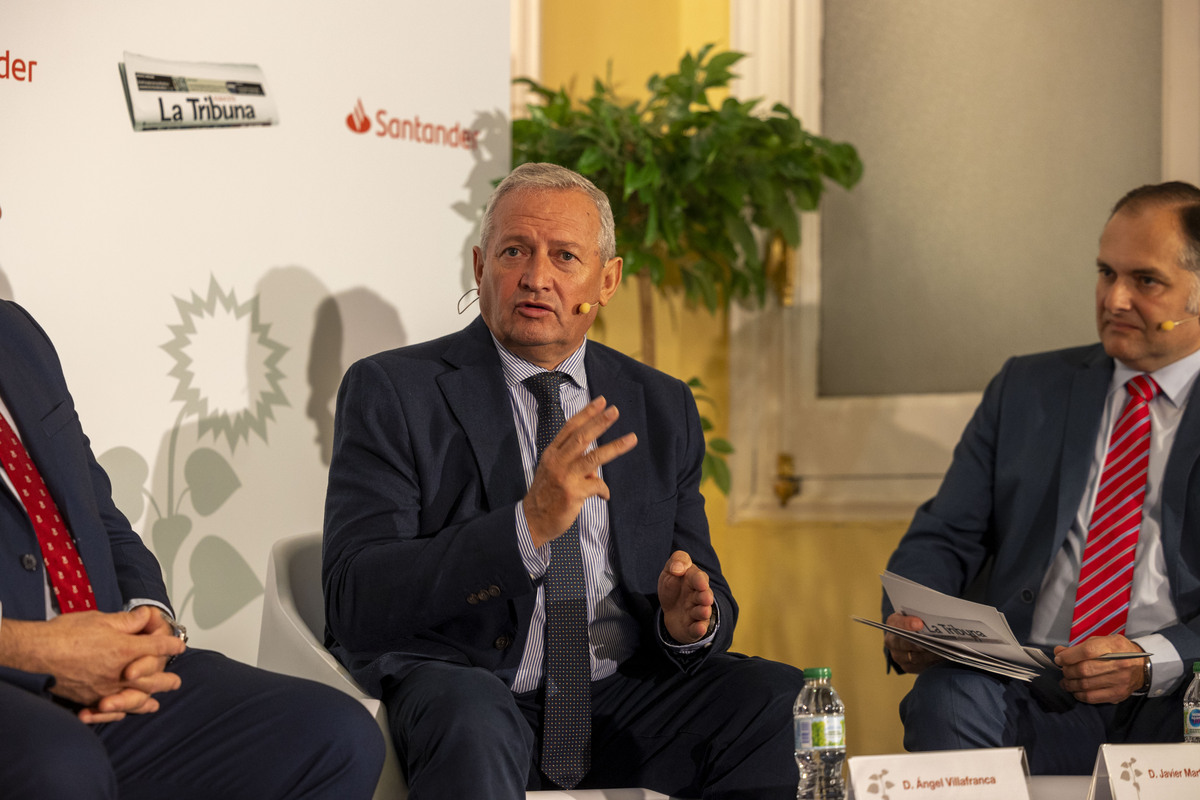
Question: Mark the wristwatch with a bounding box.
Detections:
[161,611,188,644]
[1133,657,1153,696]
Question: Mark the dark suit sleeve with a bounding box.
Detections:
[670,379,737,663]
[881,358,1016,668]
[322,357,533,657]
[83,433,171,609]
[617,370,737,671]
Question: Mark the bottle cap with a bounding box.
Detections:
[803,667,832,680]
[1194,661,1200,673]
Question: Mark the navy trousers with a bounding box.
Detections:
[900,661,1187,774]
[0,648,385,799]
[384,651,805,800]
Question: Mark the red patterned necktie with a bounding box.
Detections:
[1068,374,1159,645]
[523,372,590,790]
[0,413,96,613]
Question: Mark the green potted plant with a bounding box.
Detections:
[512,44,862,492]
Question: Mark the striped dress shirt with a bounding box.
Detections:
[494,338,636,691]
[493,336,718,692]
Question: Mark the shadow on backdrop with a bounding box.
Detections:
[453,108,510,295]
[308,287,406,465]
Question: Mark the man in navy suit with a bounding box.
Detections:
[884,181,1200,773]
[323,162,803,799]
[0,300,384,798]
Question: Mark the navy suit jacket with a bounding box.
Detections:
[323,316,736,697]
[885,343,1200,666]
[0,301,170,693]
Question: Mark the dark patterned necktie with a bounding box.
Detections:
[1069,374,1159,645]
[0,413,96,613]
[523,372,590,789]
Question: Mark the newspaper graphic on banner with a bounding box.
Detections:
[854,571,1058,681]
[119,52,278,131]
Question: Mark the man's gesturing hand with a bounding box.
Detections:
[658,551,715,645]
[522,396,637,548]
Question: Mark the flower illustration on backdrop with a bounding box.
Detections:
[162,275,288,451]
[100,275,289,629]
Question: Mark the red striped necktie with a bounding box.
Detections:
[1068,374,1159,645]
[0,413,97,613]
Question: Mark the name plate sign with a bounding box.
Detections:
[1088,744,1200,800]
[848,748,1030,800]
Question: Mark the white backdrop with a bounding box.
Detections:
[0,0,510,662]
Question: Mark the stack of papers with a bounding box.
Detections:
[854,572,1058,681]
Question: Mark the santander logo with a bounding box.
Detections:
[345,98,479,151]
[346,98,371,134]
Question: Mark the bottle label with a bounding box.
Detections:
[1186,707,1200,733]
[795,715,846,749]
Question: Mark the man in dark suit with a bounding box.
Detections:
[323,162,803,799]
[0,300,384,798]
[884,181,1200,773]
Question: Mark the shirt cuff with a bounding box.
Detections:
[657,604,719,654]
[514,502,550,580]
[1132,632,1183,697]
[125,599,173,618]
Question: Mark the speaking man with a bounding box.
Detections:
[323,162,804,799]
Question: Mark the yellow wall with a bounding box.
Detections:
[539,0,914,757]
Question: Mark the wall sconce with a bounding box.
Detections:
[774,452,801,507]
[765,231,797,308]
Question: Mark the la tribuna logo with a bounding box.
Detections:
[346,98,370,134]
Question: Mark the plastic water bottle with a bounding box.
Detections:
[794,667,846,800]
[1185,662,1200,743]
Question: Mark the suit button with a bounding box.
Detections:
[467,594,479,605]
[1020,589,1035,603]
[21,553,38,571]
[493,635,512,650]
[488,585,501,598]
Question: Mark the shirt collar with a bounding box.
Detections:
[1113,346,1200,408]
[490,334,589,392]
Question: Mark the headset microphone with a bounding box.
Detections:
[577,301,601,314]
[1159,317,1200,331]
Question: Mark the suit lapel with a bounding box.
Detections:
[584,346,647,570]
[1161,373,1200,590]
[1054,347,1113,551]
[0,328,64,507]
[438,318,527,512]
[0,311,123,611]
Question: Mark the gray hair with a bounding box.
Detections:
[1111,181,1200,314]
[479,162,617,261]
